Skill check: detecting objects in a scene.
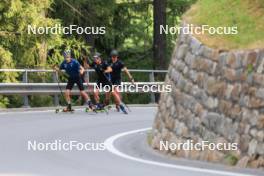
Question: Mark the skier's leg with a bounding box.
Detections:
[65,89,71,103]
[94,83,110,110]
[94,89,100,104]
[104,91,111,106]
[113,86,120,111]
[112,90,127,114]
[76,77,94,109]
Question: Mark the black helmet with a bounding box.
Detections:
[110,50,118,57]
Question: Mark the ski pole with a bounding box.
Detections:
[54,70,67,105]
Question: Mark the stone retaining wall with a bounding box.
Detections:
[151,24,264,169]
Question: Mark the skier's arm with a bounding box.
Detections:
[83,55,94,69]
[52,63,69,78]
[83,61,89,69]
[123,67,134,83]
[52,64,62,72]
[104,66,112,73]
[83,58,92,69]
[79,65,85,75]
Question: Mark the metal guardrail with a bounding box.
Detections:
[0,69,168,107]
[0,82,164,95]
[0,69,168,73]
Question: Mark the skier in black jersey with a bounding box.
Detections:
[107,50,134,111]
[84,52,128,114]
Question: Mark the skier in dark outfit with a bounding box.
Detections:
[107,49,134,111]
[55,50,94,112]
[84,52,127,114]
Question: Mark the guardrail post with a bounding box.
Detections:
[149,71,155,103]
[52,72,59,106]
[86,70,90,81]
[22,70,29,107]
[85,70,90,90]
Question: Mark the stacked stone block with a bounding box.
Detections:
[152,25,264,169]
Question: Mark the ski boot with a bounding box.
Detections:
[119,104,128,114]
[63,104,74,113]
[85,101,96,113]
[116,104,120,112]
[95,103,105,111]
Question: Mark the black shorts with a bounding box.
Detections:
[112,79,121,85]
[66,77,84,91]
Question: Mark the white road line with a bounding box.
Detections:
[0,108,84,115]
[0,110,54,115]
[104,128,255,176]
[0,106,156,115]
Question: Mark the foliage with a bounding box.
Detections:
[0,0,195,107]
[224,153,238,166]
[0,46,17,82]
[0,46,17,107]
[47,37,91,66]
[0,0,62,68]
[184,0,264,49]
[29,95,54,107]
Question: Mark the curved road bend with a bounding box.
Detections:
[0,107,262,176]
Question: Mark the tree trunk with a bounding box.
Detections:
[38,10,47,69]
[153,0,166,70]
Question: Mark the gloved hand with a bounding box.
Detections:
[52,64,59,72]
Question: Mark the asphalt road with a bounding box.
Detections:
[0,107,262,176]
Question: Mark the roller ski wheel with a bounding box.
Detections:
[96,109,106,113]
[105,105,112,110]
[85,107,97,113]
[85,107,90,112]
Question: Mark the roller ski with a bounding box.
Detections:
[55,104,74,113]
[94,103,109,114]
[102,101,112,111]
[105,105,112,110]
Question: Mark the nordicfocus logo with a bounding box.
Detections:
[27,140,106,151]
[160,24,238,35]
[95,83,172,93]
[27,24,106,35]
[159,140,238,151]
